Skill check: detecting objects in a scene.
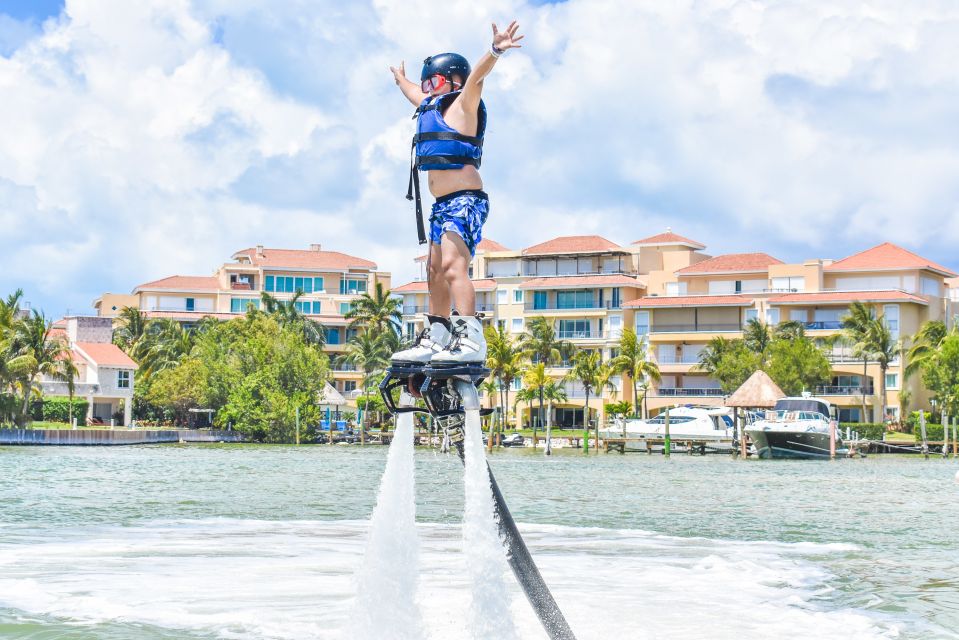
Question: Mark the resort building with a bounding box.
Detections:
[394,233,958,427]
[42,316,138,426]
[93,245,391,403]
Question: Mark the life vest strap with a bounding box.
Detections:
[414,154,482,169]
[413,131,484,147]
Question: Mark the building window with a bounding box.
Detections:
[117,370,130,389]
[556,290,593,309]
[294,277,313,293]
[665,282,687,296]
[838,408,861,423]
[265,275,274,292]
[533,291,548,310]
[497,289,508,304]
[185,298,195,311]
[406,322,416,339]
[885,406,900,421]
[744,308,759,324]
[339,302,353,316]
[343,380,357,393]
[514,289,523,303]
[634,311,650,336]
[511,377,522,390]
[497,319,506,331]
[885,373,899,390]
[231,298,260,313]
[883,304,900,340]
[765,308,780,325]
[312,301,321,314]
[314,277,325,291]
[558,319,589,339]
[327,328,341,344]
[340,278,367,295]
[511,318,524,333]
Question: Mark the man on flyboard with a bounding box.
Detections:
[389,21,524,367]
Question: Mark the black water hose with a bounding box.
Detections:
[453,440,577,640]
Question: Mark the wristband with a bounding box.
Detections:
[490,44,503,58]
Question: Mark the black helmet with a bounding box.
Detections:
[421,52,471,85]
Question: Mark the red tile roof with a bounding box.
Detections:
[632,231,705,249]
[676,252,783,275]
[767,290,928,305]
[522,235,624,256]
[477,238,511,252]
[233,247,377,271]
[392,279,497,293]
[135,275,220,291]
[623,295,754,308]
[75,342,138,369]
[519,274,645,290]
[825,242,957,277]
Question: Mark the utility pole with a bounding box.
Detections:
[664,405,671,458]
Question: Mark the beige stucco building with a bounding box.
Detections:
[94,244,391,404]
[394,233,959,428]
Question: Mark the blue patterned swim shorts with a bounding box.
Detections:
[429,189,490,257]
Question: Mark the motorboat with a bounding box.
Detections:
[600,406,734,451]
[746,396,844,459]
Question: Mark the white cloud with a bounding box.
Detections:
[2,0,959,316]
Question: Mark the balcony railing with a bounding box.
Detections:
[526,301,622,311]
[39,381,102,396]
[520,268,631,278]
[804,321,843,331]
[654,388,725,397]
[332,364,358,372]
[402,305,429,314]
[655,354,701,364]
[476,303,496,312]
[650,323,742,333]
[815,385,875,396]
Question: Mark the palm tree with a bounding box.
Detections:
[594,360,620,437]
[259,291,327,347]
[485,325,523,431]
[338,332,391,442]
[11,311,76,425]
[522,363,550,447]
[137,319,195,379]
[113,306,149,355]
[518,316,574,432]
[905,320,952,381]
[610,328,660,418]
[773,320,806,341]
[480,378,499,446]
[541,379,568,456]
[345,282,402,338]
[568,350,616,452]
[514,386,536,431]
[842,302,874,422]
[743,318,772,363]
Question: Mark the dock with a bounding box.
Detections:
[604,437,733,455]
[0,428,243,446]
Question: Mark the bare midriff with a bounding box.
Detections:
[428,165,484,198]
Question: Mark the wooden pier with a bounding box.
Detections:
[604,437,732,455]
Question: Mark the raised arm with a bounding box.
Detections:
[390,61,428,107]
[460,21,524,112]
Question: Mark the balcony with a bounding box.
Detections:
[476,303,496,312]
[230,282,253,291]
[650,323,742,334]
[653,388,725,397]
[655,354,701,364]
[526,301,621,312]
[815,385,875,396]
[332,364,358,372]
[402,305,429,315]
[39,381,102,397]
[804,321,843,331]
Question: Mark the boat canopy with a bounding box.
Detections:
[774,398,830,416]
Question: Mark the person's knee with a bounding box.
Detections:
[442,252,467,280]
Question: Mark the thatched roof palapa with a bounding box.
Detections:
[726,370,785,408]
[318,383,347,406]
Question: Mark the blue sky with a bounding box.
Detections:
[1,0,959,317]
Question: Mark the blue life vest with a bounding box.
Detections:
[413,91,487,170]
[406,91,487,244]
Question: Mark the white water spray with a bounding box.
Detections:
[462,409,519,639]
[351,406,422,640]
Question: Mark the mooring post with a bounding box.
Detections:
[295,406,300,445]
[943,413,950,459]
[664,405,671,458]
[920,411,929,459]
[829,417,836,459]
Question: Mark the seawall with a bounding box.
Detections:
[0,428,243,446]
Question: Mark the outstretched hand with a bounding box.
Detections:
[389,61,407,85]
[492,20,524,51]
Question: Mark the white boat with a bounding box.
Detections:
[746,396,844,459]
[601,406,734,451]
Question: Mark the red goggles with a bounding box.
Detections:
[421,74,460,93]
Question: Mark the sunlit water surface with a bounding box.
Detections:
[1,444,957,639]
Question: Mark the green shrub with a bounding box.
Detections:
[30,397,89,424]
[840,423,885,440]
[915,424,944,442]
